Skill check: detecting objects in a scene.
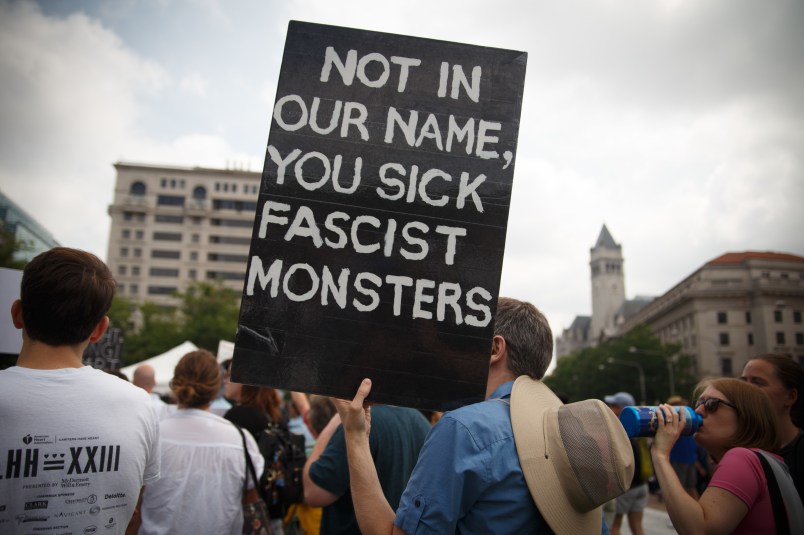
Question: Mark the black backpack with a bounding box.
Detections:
[258,425,307,510]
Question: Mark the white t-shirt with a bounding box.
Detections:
[139,408,265,535]
[0,366,161,535]
[148,392,175,420]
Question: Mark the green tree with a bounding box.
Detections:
[178,280,240,352]
[545,325,696,404]
[119,280,241,365]
[108,295,134,330]
[122,302,184,365]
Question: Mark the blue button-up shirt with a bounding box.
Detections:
[394,381,610,534]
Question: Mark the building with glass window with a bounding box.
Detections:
[616,252,804,377]
[0,188,60,262]
[107,162,261,305]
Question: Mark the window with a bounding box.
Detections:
[130,284,139,295]
[135,230,144,240]
[170,179,177,188]
[132,266,140,276]
[180,180,186,188]
[148,286,177,295]
[120,247,129,257]
[118,284,125,294]
[123,212,133,221]
[775,310,783,323]
[190,251,198,261]
[155,214,184,224]
[717,312,727,324]
[160,178,167,188]
[747,333,754,346]
[191,234,200,243]
[149,267,180,277]
[208,253,249,263]
[745,311,752,324]
[212,199,258,211]
[122,229,131,239]
[209,235,251,245]
[130,181,146,195]
[721,358,733,376]
[795,311,802,324]
[206,270,245,281]
[796,333,804,346]
[118,265,127,276]
[211,218,252,228]
[133,248,142,258]
[193,186,207,199]
[152,250,181,259]
[157,195,185,206]
[189,269,197,280]
[192,217,202,225]
[777,332,787,345]
[153,232,182,241]
[719,332,730,346]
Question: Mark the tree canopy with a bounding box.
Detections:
[116,280,241,365]
[544,325,698,405]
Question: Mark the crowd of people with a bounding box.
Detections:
[1,246,803,535]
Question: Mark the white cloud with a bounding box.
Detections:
[179,73,208,97]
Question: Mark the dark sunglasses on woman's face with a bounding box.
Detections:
[694,397,738,413]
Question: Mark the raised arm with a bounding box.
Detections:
[651,405,748,535]
[335,379,407,535]
[302,413,342,507]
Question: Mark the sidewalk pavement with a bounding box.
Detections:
[618,493,677,535]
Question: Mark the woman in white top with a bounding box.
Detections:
[139,350,265,535]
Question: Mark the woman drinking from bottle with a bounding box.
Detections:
[652,377,786,534]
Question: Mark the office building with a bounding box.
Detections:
[107,162,260,305]
[0,188,60,262]
[617,252,804,377]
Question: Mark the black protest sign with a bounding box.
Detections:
[82,328,124,370]
[232,21,527,411]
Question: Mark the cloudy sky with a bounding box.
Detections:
[1,0,802,341]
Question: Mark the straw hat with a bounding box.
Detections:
[511,376,634,534]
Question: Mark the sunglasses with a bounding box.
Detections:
[694,397,738,413]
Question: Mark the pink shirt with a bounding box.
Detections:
[708,447,780,534]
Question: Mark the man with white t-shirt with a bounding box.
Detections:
[0,247,161,535]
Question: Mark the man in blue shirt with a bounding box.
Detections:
[335,297,612,534]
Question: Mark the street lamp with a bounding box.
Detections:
[606,357,646,404]
[630,346,675,397]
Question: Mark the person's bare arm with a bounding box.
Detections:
[335,379,407,535]
[652,405,748,535]
[302,412,342,507]
[291,391,311,417]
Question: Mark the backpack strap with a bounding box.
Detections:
[235,423,267,502]
[754,450,804,535]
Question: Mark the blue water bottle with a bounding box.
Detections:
[619,406,703,438]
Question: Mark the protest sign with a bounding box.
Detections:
[232,21,527,410]
[82,327,124,370]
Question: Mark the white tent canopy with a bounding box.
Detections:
[121,341,198,394]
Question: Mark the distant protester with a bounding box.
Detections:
[224,364,288,534]
[140,350,264,535]
[742,354,804,503]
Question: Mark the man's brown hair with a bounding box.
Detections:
[495,297,553,380]
[20,247,116,346]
